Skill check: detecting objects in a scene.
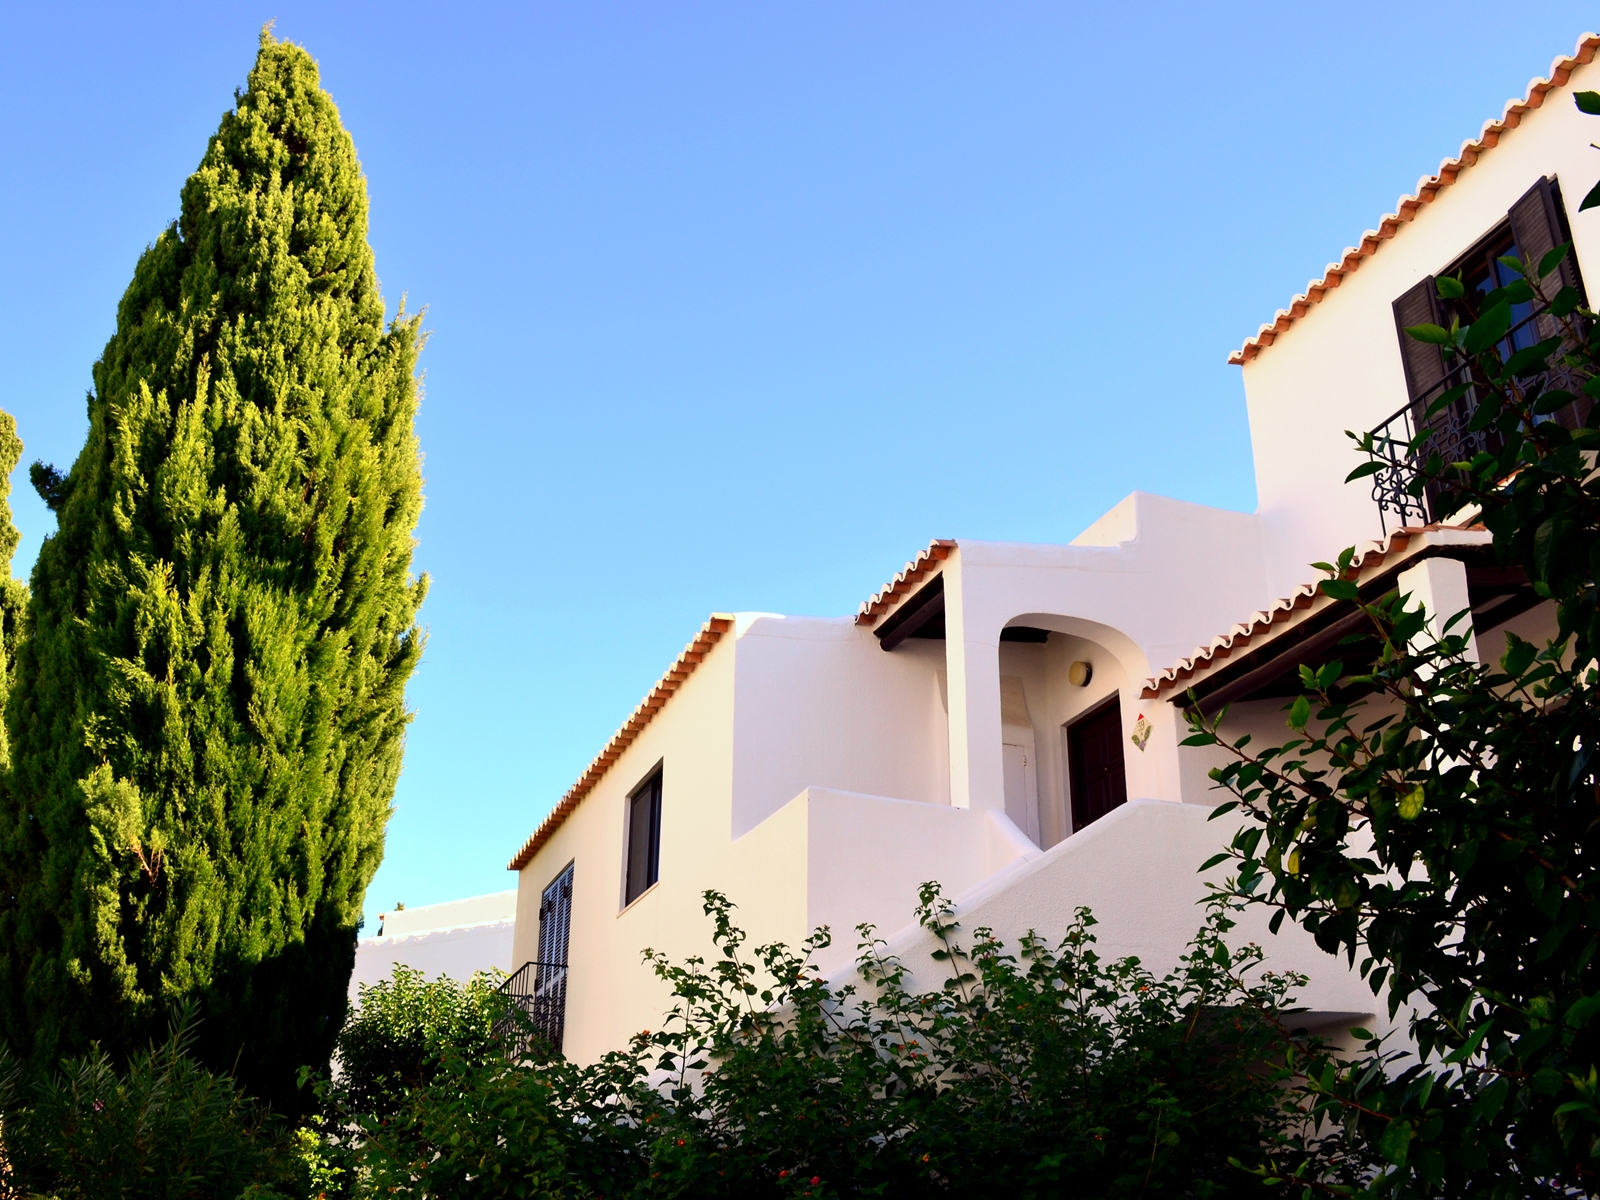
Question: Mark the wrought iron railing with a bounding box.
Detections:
[1366,306,1588,534]
[495,958,568,1057]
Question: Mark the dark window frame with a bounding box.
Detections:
[623,766,663,907]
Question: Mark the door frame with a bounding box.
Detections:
[1065,693,1126,834]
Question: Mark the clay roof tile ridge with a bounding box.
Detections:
[1229,32,1600,366]
[506,612,736,871]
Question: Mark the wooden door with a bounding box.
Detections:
[1068,696,1127,831]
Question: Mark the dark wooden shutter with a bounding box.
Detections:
[1509,177,1590,427]
[538,862,573,966]
[1509,176,1584,315]
[534,863,573,1053]
[1393,276,1446,407]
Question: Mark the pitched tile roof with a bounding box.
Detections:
[1140,524,1488,699]
[509,536,963,872]
[856,539,957,626]
[507,614,735,871]
[1230,32,1600,366]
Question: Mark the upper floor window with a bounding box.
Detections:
[623,767,662,906]
[1372,176,1588,532]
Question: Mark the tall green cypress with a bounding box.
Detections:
[0,416,30,773]
[0,29,426,1111]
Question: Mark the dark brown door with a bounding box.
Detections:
[1068,696,1127,831]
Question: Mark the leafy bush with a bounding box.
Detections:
[634,886,1305,1198]
[1181,91,1600,1197]
[331,965,506,1119]
[0,1011,292,1200]
[351,887,1307,1199]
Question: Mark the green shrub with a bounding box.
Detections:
[331,966,506,1120]
[634,886,1306,1198]
[346,888,1306,1199]
[0,1011,292,1200]
[1185,98,1600,1195]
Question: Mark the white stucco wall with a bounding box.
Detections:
[729,619,951,837]
[851,799,1399,1047]
[511,492,1310,1060]
[349,890,517,1007]
[512,618,740,1063]
[938,494,1272,823]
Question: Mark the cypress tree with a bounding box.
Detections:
[0,29,427,1112]
[0,416,30,771]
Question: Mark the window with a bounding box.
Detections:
[1394,177,1585,407]
[623,768,662,906]
[1375,176,1589,531]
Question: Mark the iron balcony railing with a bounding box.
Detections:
[495,958,568,1056]
[1366,306,1588,534]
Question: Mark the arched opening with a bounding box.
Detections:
[998,615,1142,848]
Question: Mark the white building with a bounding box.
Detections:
[507,33,1598,1062]
[349,891,516,1006]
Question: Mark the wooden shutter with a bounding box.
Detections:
[1392,276,1446,407]
[538,862,573,965]
[1509,176,1584,314]
[1509,177,1590,427]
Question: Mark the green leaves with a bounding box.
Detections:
[1576,90,1600,114]
[1404,322,1452,345]
[1345,460,1387,482]
[1378,1118,1414,1166]
[1397,784,1424,821]
[1192,108,1600,1185]
[537,888,1310,1196]
[1462,299,1511,355]
[1539,242,1573,279]
[1288,694,1311,729]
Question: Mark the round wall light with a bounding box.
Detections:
[1068,660,1093,688]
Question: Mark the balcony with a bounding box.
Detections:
[495,958,568,1056]
[1365,306,1589,534]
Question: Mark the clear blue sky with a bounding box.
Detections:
[2,3,1596,927]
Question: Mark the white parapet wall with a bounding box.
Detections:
[349,890,518,1007]
[843,799,1398,1051]
[727,786,1039,977]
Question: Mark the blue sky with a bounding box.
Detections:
[2,2,1597,926]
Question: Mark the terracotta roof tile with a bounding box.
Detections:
[856,539,957,626]
[1230,33,1600,366]
[507,614,735,871]
[1141,523,1487,699]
